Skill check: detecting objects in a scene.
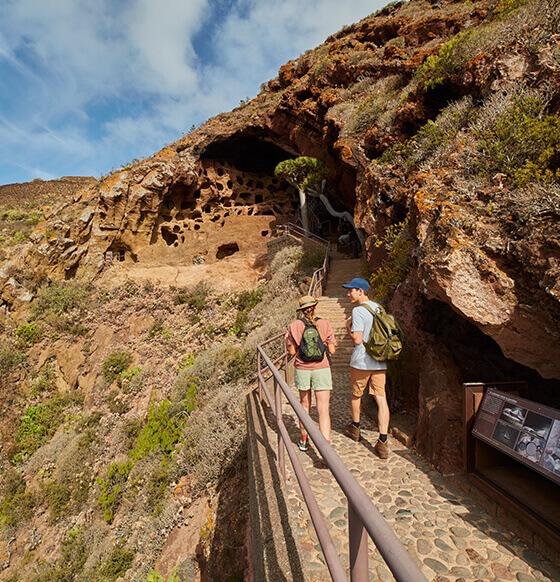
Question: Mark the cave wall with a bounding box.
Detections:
[135,159,298,265]
[390,271,560,475]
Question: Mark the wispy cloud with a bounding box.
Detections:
[0,0,387,185]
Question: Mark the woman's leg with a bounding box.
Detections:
[299,389,311,441]
[315,389,331,443]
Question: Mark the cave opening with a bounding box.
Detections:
[201,135,294,175]
[423,299,560,410]
[216,243,240,259]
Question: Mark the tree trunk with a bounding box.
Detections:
[298,187,309,233]
[311,192,366,249]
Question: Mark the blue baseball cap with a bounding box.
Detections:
[342,278,369,292]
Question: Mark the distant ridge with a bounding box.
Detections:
[0,176,95,205]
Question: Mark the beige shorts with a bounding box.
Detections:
[350,367,386,398]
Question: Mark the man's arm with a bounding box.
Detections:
[346,316,363,346]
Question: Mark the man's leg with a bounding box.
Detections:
[370,371,390,458]
[346,367,367,441]
[373,394,390,435]
[350,394,361,423]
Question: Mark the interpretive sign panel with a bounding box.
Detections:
[472,388,560,486]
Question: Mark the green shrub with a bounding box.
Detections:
[369,219,414,306]
[298,248,325,272]
[13,393,79,463]
[474,91,560,186]
[106,389,130,414]
[119,365,144,392]
[97,460,133,523]
[387,96,474,167]
[15,322,43,347]
[32,280,91,318]
[173,281,212,311]
[0,468,37,526]
[224,348,254,383]
[493,0,529,18]
[130,399,184,461]
[100,543,135,581]
[178,353,196,370]
[236,288,265,312]
[12,230,28,243]
[147,569,181,582]
[28,526,89,582]
[0,341,27,378]
[229,288,265,336]
[32,363,56,393]
[1,209,28,221]
[42,471,90,524]
[102,350,133,384]
[122,417,144,450]
[422,30,474,89]
[146,458,176,516]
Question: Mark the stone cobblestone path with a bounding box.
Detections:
[276,255,560,582]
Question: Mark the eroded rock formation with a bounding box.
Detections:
[5,0,560,473]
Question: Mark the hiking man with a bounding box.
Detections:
[342,277,390,459]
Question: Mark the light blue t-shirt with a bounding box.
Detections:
[350,301,388,371]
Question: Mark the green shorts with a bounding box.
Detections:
[294,367,333,391]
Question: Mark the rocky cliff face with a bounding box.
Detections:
[5,0,560,473]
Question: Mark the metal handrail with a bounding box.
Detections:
[308,245,330,298]
[277,222,331,249]
[255,229,426,581]
[255,344,427,582]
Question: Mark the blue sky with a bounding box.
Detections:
[0,0,388,186]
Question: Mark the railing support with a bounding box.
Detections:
[257,351,262,402]
[274,376,286,484]
[349,501,369,581]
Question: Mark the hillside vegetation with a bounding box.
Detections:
[1,0,560,579]
[0,232,322,580]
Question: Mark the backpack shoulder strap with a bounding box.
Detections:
[359,302,385,316]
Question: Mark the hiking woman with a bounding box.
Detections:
[285,295,336,450]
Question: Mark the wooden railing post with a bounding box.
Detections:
[348,501,369,582]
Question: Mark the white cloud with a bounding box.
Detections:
[0,0,389,184]
[126,0,209,96]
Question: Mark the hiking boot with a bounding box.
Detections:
[298,439,309,451]
[374,439,389,459]
[345,422,361,442]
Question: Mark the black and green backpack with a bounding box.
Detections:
[360,303,404,361]
[299,317,326,362]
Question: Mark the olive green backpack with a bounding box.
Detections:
[360,303,404,361]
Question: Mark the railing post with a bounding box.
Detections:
[348,501,369,582]
[274,376,286,483]
[257,350,262,401]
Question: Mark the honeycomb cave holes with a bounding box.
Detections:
[216,242,239,259]
[161,226,179,246]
